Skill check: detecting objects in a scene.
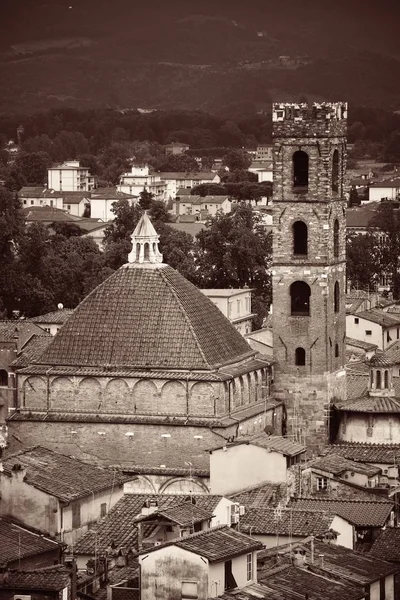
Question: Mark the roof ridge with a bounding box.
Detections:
[293,496,392,504]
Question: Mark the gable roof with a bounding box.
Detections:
[137,502,214,527]
[228,481,287,508]
[2,446,131,503]
[335,395,400,414]
[73,494,226,555]
[346,337,377,351]
[159,172,217,181]
[289,497,393,527]
[239,508,335,537]
[31,308,74,325]
[211,581,302,600]
[355,309,400,327]
[36,264,254,371]
[11,334,53,369]
[0,518,61,567]
[308,453,381,477]
[210,434,305,457]
[370,527,400,562]
[1,566,71,591]
[326,443,400,465]
[138,525,263,562]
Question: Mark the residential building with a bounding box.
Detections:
[8,214,276,475]
[346,309,400,350]
[369,179,400,203]
[160,172,220,200]
[258,536,398,600]
[165,142,190,155]
[117,165,165,201]
[173,194,232,219]
[31,308,74,335]
[248,160,273,182]
[347,337,377,362]
[209,434,305,496]
[289,497,394,550]
[200,289,255,335]
[72,493,236,570]
[255,145,273,161]
[61,191,89,217]
[80,221,109,249]
[238,507,349,548]
[346,202,381,235]
[245,327,273,359]
[370,527,400,598]
[22,206,84,227]
[0,566,75,600]
[138,525,263,600]
[18,187,64,209]
[48,161,94,192]
[0,518,62,569]
[0,446,133,546]
[271,102,347,455]
[90,187,137,221]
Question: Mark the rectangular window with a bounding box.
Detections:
[31,200,34,205]
[397,328,399,340]
[181,581,198,600]
[366,330,372,336]
[387,331,391,343]
[317,477,328,491]
[72,503,81,528]
[380,579,386,600]
[247,553,252,581]
[354,318,359,324]
[100,503,107,518]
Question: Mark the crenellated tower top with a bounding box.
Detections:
[272,102,348,138]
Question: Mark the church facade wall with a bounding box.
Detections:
[336,412,400,444]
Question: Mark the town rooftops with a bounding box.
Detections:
[355,308,400,327]
[135,502,214,527]
[159,172,216,180]
[35,263,255,371]
[370,527,400,562]
[346,336,377,351]
[326,443,400,465]
[0,321,39,343]
[0,518,61,567]
[19,186,62,198]
[138,525,263,562]
[307,453,381,477]
[289,497,393,527]
[335,395,400,414]
[91,187,136,199]
[31,308,74,325]
[346,206,377,228]
[22,206,78,223]
[2,446,131,503]
[73,494,227,555]
[210,434,305,457]
[50,162,89,170]
[228,481,286,509]
[239,507,335,537]
[11,334,52,369]
[178,194,230,205]
[258,537,399,583]
[0,566,71,591]
[370,178,400,188]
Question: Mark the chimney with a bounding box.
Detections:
[319,554,324,568]
[11,463,27,482]
[64,555,77,600]
[141,499,158,516]
[310,536,315,565]
[293,549,306,567]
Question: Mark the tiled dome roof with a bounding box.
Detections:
[36,264,255,371]
[368,354,393,367]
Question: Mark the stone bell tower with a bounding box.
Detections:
[271,102,347,454]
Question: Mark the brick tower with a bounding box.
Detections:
[271,102,347,454]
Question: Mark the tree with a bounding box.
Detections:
[0,188,25,315]
[153,153,199,173]
[348,187,360,207]
[192,203,272,327]
[222,149,251,172]
[346,232,381,292]
[15,151,52,185]
[139,189,155,210]
[370,202,400,298]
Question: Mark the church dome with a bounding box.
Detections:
[37,214,254,371]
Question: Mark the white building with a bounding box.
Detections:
[200,289,255,335]
[19,187,64,209]
[160,172,220,200]
[369,179,400,203]
[118,165,166,201]
[248,161,273,182]
[48,161,94,192]
[90,187,137,221]
[346,309,400,351]
[174,194,231,220]
[255,145,273,161]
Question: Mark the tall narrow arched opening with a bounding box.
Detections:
[333,220,339,258]
[384,370,389,389]
[136,243,140,261]
[293,151,309,189]
[290,281,311,316]
[334,281,340,313]
[144,243,149,261]
[335,343,339,358]
[376,370,382,389]
[295,347,306,366]
[293,221,308,256]
[332,149,339,193]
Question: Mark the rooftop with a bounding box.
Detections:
[354,308,400,327]
[326,443,400,465]
[1,566,71,591]
[200,288,253,298]
[228,481,287,509]
[31,308,74,325]
[138,525,263,562]
[11,334,52,369]
[307,453,381,477]
[370,527,400,562]
[136,502,214,527]
[335,395,400,414]
[210,434,305,457]
[35,263,254,371]
[211,581,301,600]
[346,337,377,351]
[2,446,131,503]
[73,494,226,555]
[0,518,61,567]
[370,178,400,188]
[289,497,393,527]
[159,172,216,180]
[239,507,335,537]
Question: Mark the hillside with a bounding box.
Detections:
[1,0,400,113]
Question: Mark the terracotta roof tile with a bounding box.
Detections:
[138,503,214,527]
[73,494,225,555]
[355,309,400,327]
[139,525,263,562]
[36,264,254,371]
[210,434,305,457]
[31,309,74,325]
[346,337,377,351]
[213,581,301,600]
[2,446,131,502]
[308,453,381,477]
[289,497,393,527]
[336,395,400,413]
[11,335,52,369]
[2,566,71,590]
[370,527,400,562]
[229,482,286,508]
[239,508,335,536]
[326,443,400,464]
[0,518,60,566]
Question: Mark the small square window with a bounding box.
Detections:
[366,330,372,336]
[317,477,328,491]
[182,581,198,600]
[354,318,359,324]
[100,503,107,518]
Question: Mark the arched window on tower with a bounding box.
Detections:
[332,149,339,193]
[293,151,309,189]
[0,370,7,387]
[295,347,306,366]
[144,243,149,261]
[333,220,339,258]
[290,281,311,316]
[334,281,340,313]
[384,370,389,388]
[293,221,308,255]
[376,370,382,389]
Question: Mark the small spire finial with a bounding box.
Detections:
[127,211,163,265]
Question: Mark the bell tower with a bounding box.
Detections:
[271,102,347,454]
